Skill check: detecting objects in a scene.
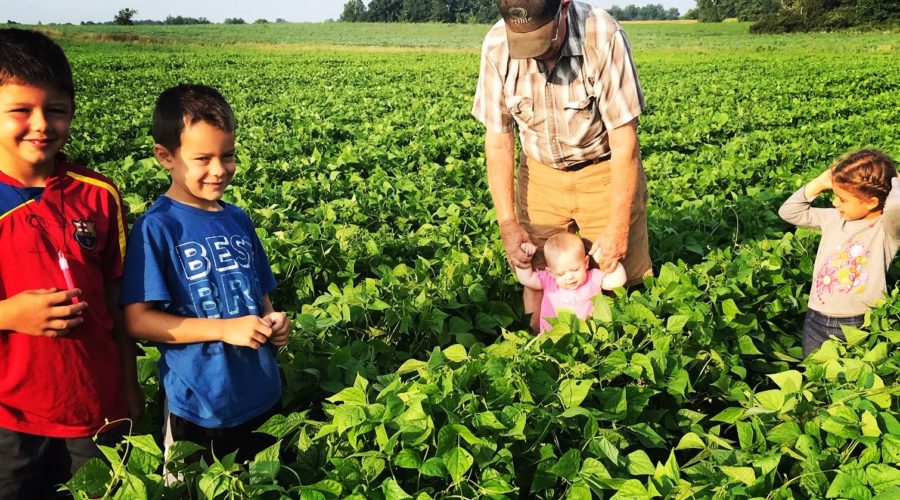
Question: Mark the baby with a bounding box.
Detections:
[515,233,627,332]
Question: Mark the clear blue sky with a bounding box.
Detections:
[4,1,697,25]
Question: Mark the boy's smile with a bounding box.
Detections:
[0,83,72,184]
[156,121,236,211]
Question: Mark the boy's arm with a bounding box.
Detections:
[105,280,143,420]
[0,289,87,337]
[514,266,544,290]
[123,302,274,349]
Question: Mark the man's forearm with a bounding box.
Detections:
[485,131,517,224]
[607,120,641,235]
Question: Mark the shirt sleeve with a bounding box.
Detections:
[588,268,607,289]
[778,186,832,230]
[119,216,171,306]
[101,184,128,282]
[881,177,900,240]
[472,41,513,134]
[593,28,645,130]
[536,269,556,293]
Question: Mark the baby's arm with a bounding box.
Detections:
[124,303,273,349]
[600,262,627,289]
[513,242,543,290]
[514,265,543,290]
[778,168,833,229]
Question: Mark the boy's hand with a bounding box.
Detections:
[263,312,291,347]
[219,316,273,349]
[1,289,86,337]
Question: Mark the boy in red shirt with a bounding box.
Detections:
[0,28,142,497]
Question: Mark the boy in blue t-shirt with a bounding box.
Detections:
[121,84,290,463]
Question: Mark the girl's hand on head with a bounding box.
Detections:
[815,168,833,191]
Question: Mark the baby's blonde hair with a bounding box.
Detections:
[543,233,585,267]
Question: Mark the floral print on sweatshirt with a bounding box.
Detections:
[814,239,870,303]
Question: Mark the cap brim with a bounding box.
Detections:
[505,18,557,59]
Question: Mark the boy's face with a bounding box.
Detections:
[0,83,72,181]
[155,120,236,211]
[546,249,589,290]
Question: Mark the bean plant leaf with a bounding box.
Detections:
[720,466,756,486]
[866,464,900,493]
[442,344,468,362]
[626,450,656,476]
[443,446,474,484]
[767,370,803,393]
[559,379,593,408]
[382,478,413,500]
[549,449,582,480]
[420,457,449,478]
[396,359,428,375]
[676,432,706,450]
[394,448,423,469]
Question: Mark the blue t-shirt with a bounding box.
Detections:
[121,197,281,428]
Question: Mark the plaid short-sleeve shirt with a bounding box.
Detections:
[472,1,645,169]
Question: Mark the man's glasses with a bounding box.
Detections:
[550,3,564,42]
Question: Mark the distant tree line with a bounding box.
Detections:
[685,0,899,32]
[340,0,682,22]
[340,0,496,23]
[607,4,681,21]
[93,8,285,26]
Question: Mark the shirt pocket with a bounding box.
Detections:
[561,95,604,148]
[563,96,597,122]
[505,95,535,127]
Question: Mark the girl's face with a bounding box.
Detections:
[832,183,881,221]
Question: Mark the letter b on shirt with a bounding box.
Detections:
[178,242,210,280]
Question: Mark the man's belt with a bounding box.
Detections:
[562,154,610,172]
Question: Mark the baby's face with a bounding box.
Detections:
[547,251,589,290]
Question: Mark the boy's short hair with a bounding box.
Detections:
[152,84,236,152]
[544,232,586,265]
[0,28,74,100]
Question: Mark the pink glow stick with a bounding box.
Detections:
[57,251,80,304]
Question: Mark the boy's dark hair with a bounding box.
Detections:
[152,84,236,151]
[0,28,74,100]
[831,148,897,210]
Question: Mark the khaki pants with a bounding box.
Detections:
[516,156,652,285]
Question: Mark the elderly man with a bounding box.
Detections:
[473,0,652,331]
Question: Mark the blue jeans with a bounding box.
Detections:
[802,308,864,357]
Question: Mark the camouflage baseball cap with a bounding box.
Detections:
[497,0,563,59]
